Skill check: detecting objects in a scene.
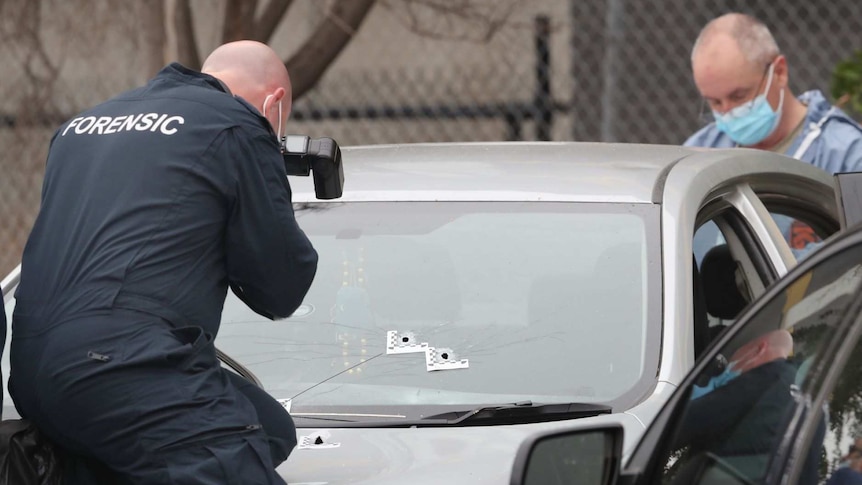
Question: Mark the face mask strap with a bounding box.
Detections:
[735,61,777,113]
[775,86,785,115]
[762,61,777,96]
[261,94,284,142]
[728,344,759,371]
[262,94,273,118]
[277,99,283,142]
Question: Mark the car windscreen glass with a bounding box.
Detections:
[216,201,662,421]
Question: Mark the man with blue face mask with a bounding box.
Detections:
[689,329,793,400]
[687,13,862,265]
[670,330,797,482]
[686,13,862,171]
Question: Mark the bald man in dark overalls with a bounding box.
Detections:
[10,41,317,484]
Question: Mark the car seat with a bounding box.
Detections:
[701,244,750,320]
[700,244,750,345]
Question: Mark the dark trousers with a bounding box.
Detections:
[10,310,295,484]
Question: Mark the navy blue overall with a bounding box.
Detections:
[9,63,318,484]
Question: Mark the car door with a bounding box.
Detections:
[835,171,862,229]
[627,222,862,484]
[691,177,839,361]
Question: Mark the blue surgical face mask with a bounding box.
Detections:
[689,346,760,400]
[690,366,741,400]
[712,62,785,146]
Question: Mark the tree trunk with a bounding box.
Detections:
[285,0,377,100]
[223,0,258,42]
[138,0,167,81]
[254,0,294,42]
[174,0,201,69]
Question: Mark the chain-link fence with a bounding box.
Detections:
[1,0,861,275]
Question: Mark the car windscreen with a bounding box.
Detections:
[216,201,662,418]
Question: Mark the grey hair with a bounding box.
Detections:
[691,13,780,66]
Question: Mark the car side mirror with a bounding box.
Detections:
[834,171,862,230]
[510,425,623,485]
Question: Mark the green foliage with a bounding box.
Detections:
[832,50,862,119]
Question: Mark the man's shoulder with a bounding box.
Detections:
[111,66,264,128]
[816,115,862,172]
[731,359,796,388]
[801,89,862,139]
[121,80,271,142]
[821,116,862,141]
[764,358,798,376]
[826,467,862,485]
[684,123,734,148]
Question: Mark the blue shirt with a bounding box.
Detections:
[685,90,862,173]
[687,90,862,264]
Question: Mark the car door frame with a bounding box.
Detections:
[622,223,862,485]
[659,150,837,384]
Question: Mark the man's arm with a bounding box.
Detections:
[223,127,318,320]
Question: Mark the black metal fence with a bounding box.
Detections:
[269,16,564,142]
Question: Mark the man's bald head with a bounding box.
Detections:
[202,41,292,134]
[761,329,794,357]
[692,13,779,67]
[730,329,793,373]
[689,12,793,137]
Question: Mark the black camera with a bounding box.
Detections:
[281,135,344,200]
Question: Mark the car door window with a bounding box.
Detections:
[659,243,862,484]
[769,212,832,262]
[757,191,840,263]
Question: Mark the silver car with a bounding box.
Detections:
[1,142,840,484]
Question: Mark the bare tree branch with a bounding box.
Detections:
[174,0,201,69]
[223,0,259,42]
[286,0,377,100]
[253,0,294,42]
[380,0,528,43]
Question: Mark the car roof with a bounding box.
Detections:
[288,141,835,204]
[290,142,697,203]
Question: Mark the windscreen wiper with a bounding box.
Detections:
[414,401,612,427]
[292,401,612,428]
